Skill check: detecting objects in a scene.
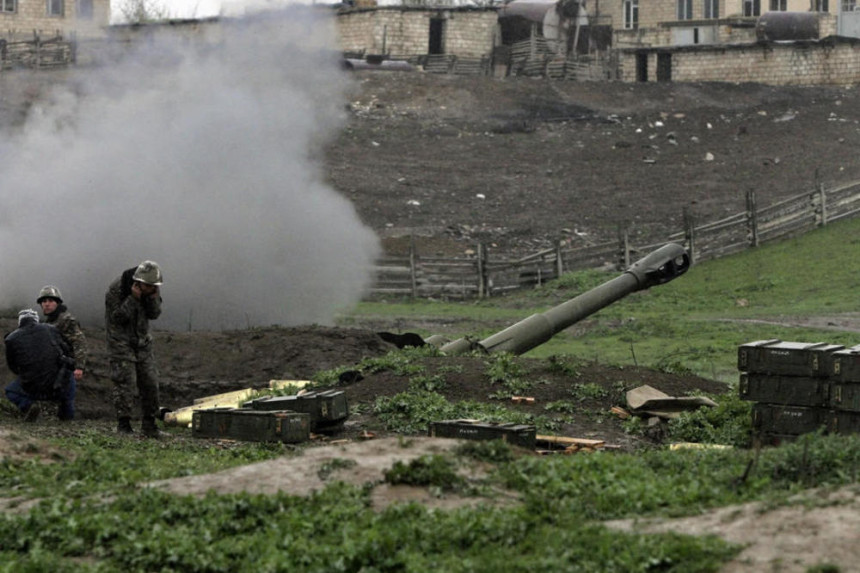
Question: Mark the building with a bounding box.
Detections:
[0,0,110,40]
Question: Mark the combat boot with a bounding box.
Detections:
[117,417,134,434]
[141,416,166,439]
[23,403,41,423]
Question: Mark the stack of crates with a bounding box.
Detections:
[243,390,349,432]
[737,339,860,444]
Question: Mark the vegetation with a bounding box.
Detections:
[3,220,860,570]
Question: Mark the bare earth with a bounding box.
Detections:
[4,70,860,571]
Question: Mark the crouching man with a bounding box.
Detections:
[4,309,76,421]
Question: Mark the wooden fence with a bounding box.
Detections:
[369,179,860,299]
[0,32,75,70]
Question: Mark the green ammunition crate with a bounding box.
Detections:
[245,390,349,430]
[752,403,832,436]
[752,432,799,447]
[738,340,844,377]
[831,410,860,434]
[829,345,860,382]
[738,373,829,407]
[429,420,536,449]
[190,407,234,437]
[192,408,310,443]
[829,383,860,412]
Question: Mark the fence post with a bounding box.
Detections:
[817,183,827,227]
[409,233,417,299]
[477,242,487,298]
[618,225,630,269]
[555,241,564,279]
[746,189,759,247]
[683,207,696,264]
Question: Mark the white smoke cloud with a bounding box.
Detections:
[0,8,381,331]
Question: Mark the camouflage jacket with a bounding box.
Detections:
[105,267,162,361]
[44,304,88,371]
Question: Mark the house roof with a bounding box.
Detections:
[498,0,557,23]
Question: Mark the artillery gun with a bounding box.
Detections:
[382,243,691,355]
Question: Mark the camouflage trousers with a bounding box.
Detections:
[110,356,160,420]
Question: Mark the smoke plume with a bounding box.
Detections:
[0,8,381,330]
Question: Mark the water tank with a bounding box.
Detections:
[756,12,820,42]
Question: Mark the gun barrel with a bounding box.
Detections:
[439,243,690,356]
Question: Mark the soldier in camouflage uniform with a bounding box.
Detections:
[37,285,87,384]
[105,260,164,437]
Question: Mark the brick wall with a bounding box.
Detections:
[620,38,860,84]
[0,0,110,39]
[337,7,497,58]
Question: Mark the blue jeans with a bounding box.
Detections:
[4,374,76,420]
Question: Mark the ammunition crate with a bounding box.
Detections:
[752,432,800,447]
[192,408,310,443]
[832,410,860,434]
[752,403,832,436]
[738,340,844,377]
[829,382,860,412]
[738,373,829,407]
[429,420,536,449]
[245,390,349,430]
[828,345,860,382]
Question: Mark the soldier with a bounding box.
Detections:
[105,260,165,437]
[4,309,75,421]
[36,285,87,385]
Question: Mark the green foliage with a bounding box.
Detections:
[569,382,609,401]
[318,457,358,481]
[384,454,465,491]
[546,354,584,377]
[666,392,753,448]
[454,439,516,463]
[408,373,448,393]
[372,390,558,434]
[484,353,533,398]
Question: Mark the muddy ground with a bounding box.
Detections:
[4,70,860,572]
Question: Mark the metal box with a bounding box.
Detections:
[738,340,844,377]
[738,373,829,407]
[832,410,860,434]
[828,345,860,382]
[245,390,349,430]
[751,403,832,436]
[429,420,536,449]
[192,408,310,443]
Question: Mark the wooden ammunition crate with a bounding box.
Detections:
[429,420,536,449]
[738,373,829,407]
[752,403,832,436]
[829,382,860,412]
[245,390,349,430]
[192,408,310,443]
[828,345,860,382]
[738,340,844,377]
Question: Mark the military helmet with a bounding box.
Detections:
[132,260,163,286]
[36,285,63,304]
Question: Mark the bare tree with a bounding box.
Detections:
[115,0,173,23]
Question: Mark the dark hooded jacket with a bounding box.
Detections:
[4,317,70,395]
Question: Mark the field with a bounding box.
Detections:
[3,68,860,571]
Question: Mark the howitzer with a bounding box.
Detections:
[429,243,690,356]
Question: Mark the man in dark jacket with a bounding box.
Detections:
[4,308,75,421]
[105,260,164,437]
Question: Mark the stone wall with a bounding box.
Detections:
[337,7,497,58]
[620,37,860,84]
[0,0,110,39]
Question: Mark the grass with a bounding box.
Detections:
[3,219,860,570]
